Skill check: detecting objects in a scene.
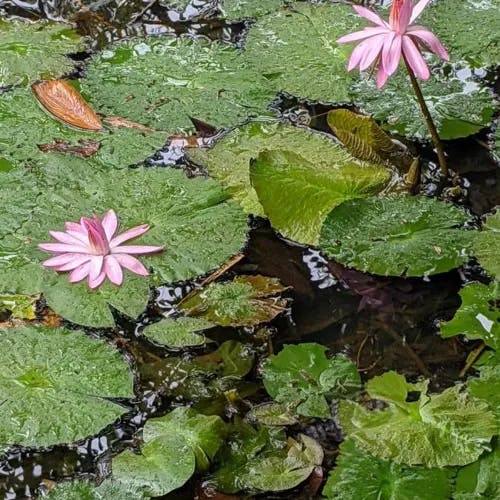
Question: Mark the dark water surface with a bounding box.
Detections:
[0,0,499,498]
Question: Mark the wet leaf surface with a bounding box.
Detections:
[474,207,500,280]
[142,316,214,347]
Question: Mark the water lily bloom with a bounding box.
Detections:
[337,0,449,88]
[39,210,164,289]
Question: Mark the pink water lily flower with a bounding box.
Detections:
[39,210,164,289]
[337,0,449,88]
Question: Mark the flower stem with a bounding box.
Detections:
[403,56,448,177]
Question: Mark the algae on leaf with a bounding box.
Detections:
[83,36,276,132]
[474,208,500,280]
[0,19,84,88]
[440,282,500,350]
[0,326,133,449]
[0,158,248,327]
[323,439,454,500]
[338,371,496,467]
[46,480,146,500]
[143,316,214,348]
[320,195,472,277]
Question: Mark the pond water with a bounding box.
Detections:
[0,0,499,499]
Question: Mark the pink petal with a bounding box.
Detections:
[359,34,386,71]
[402,35,430,80]
[69,262,91,283]
[352,5,388,28]
[376,66,390,88]
[337,26,390,44]
[104,255,123,286]
[53,255,92,272]
[38,242,90,254]
[88,255,104,281]
[49,230,87,247]
[407,27,449,61]
[88,271,106,289]
[347,40,370,71]
[109,225,150,247]
[111,245,164,255]
[113,254,149,276]
[42,253,88,268]
[382,32,403,76]
[101,210,118,240]
[395,0,413,33]
[65,221,87,234]
[410,0,432,23]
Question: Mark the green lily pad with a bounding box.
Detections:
[82,36,276,132]
[221,0,285,19]
[179,275,287,327]
[338,371,497,467]
[262,343,361,418]
[0,293,37,319]
[468,364,500,427]
[212,421,323,493]
[251,149,391,245]
[0,325,133,449]
[246,402,299,426]
[440,282,500,350]
[0,87,168,170]
[243,3,359,103]
[319,195,472,277]
[322,439,454,500]
[113,408,225,496]
[474,208,500,280]
[0,158,248,327]
[454,443,500,500]
[349,62,494,139]
[142,316,214,348]
[422,0,500,68]
[45,480,146,500]
[0,19,85,88]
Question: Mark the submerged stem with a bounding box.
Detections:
[403,57,448,177]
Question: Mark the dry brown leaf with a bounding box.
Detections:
[32,79,102,131]
[104,115,158,132]
[38,138,101,157]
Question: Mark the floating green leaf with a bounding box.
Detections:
[221,0,284,19]
[338,371,496,467]
[251,149,390,245]
[83,36,276,132]
[0,293,37,319]
[320,195,472,277]
[474,208,500,280]
[0,326,133,449]
[246,402,299,426]
[45,480,146,500]
[0,88,167,170]
[468,364,500,426]
[179,275,287,327]
[454,443,500,500]
[440,282,500,350]
[0,19,84,88]
[212,421,323,493]
[0,158,247,327]
[142,316,214,348]
[262,343,360,418]
[422,0,500,68]
[323,439,454,500]
[113,408,225,496]
[350,63,494,139]
[243,3,359,102]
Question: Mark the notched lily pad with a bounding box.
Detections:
[179,275,287,327]
[0,325,133,449]
[262,343,361,418]
[0,19,85,88]
[338,371,497,467]
[320,195,472,277]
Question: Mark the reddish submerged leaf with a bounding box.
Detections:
[32,79,102,131]
[38,138,101,157]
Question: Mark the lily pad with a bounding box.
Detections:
[468,364,500,426]
[243,3,359,103]
[349,63,494,139]
[0,19,84,88]
[142,316,214,348]
[422,0,500,68]
[474,208,500,280]
[113,408,225,496]
[0,325,133,449]
[251,149,391,245]
[179,275,287,327]
[338,371,496,467]
[262,343,361,418]
[221,0,285,19]
[212,421,323,493]
[82,36,276,132]
[440,282,500,350]
[0,158,248,327]
[45,480,146,500]
[0,87,168,170]
[322,439,454,500]
[0,293,37,320]
[246,402,299,426]
[319,195,472,277]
